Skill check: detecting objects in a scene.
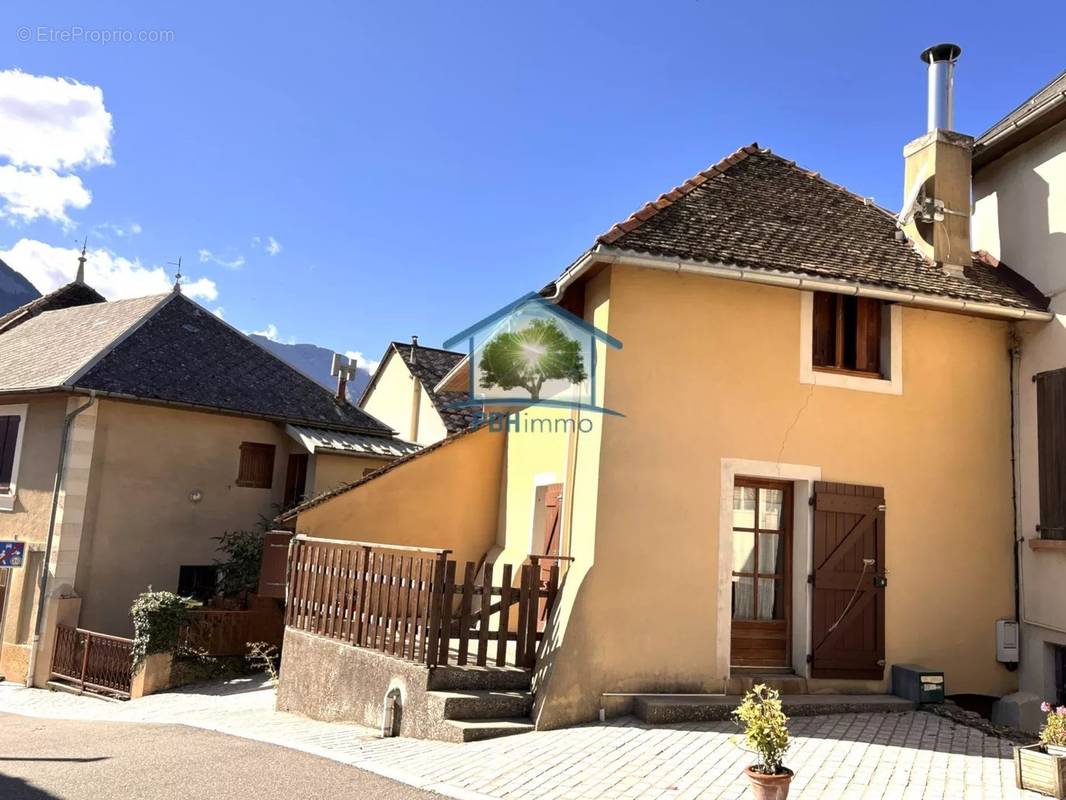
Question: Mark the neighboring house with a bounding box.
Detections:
[358,338,476,445]
[972,68,1066,722]
[0,273,416,686]
[278,47,1056,734]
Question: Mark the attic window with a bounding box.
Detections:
[811,292,886,377]
[236,442,275,488]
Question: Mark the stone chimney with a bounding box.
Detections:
[900,44,973,276]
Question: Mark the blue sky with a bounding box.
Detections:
[0,0,1063,367]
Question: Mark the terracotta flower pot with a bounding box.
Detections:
[744,766,794,800]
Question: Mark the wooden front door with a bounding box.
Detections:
[730,478,793,667]
[810,481,886,679]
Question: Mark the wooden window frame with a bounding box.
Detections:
[811,292,885,379]
[800,292,902,396]
[0,404,28,512]
[236,442,276,489]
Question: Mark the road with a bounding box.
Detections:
[0,713,442,800]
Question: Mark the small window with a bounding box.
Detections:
[236,442,275,488]
[0,414,22,493]
[812,292,886,377]
[178,565,220,602]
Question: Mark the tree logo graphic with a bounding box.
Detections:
[478,318,587,401]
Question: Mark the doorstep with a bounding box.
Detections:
[635,693,915,724]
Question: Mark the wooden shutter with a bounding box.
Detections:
[283,453,309,508]
[811,481,886,680]
[812,293,837,367]
[236,442,276,488]
[257,531,294,599]
[854,298,882,375]
[1037,369,1066,540]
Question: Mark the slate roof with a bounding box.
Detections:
[363,342,475,434]
[0,281,106,335]
[595,144,1048,313]
[0,291,395,435]
[0,294,167,391]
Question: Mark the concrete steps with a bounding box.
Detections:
[428,689,534,721]
[426,665,535,741]
[725,672,808,695]
[635,694,916,725]
[440,717,536,743]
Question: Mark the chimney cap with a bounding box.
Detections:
[920,43,961,64]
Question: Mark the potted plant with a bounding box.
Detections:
[732,684,793,800]
[1015,701,1066,798]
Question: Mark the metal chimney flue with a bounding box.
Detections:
[921,43,961,132]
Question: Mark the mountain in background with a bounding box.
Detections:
[249,335,373,403]
[0,257,41,316]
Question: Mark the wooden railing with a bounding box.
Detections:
[284,535,562,670]
[51,624,134,698]
[179,605,284,657]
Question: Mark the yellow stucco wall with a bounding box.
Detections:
[294,425,505,566]
[310,452,393,497]
[525,264,1017,727]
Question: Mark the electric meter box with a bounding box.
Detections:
[891,664,945,704]
[996,619,1019,663]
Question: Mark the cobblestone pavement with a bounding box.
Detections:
[0,679,1042,799]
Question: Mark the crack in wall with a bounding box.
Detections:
[776,383,816,474]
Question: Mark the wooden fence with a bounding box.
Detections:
[51,624,134,698]
[179,607,284,657]
[284,535,562,669]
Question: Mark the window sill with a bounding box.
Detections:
[801,365,902,396]
[1029,538,1066,552]
[813,366,886,380]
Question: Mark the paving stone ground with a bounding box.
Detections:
[0,678,1043,799]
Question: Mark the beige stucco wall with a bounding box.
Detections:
[1014,312,1066,699]
[973,121,1066,702]
[74,399,295,635]
[0,394,68,680]
[309,452,393,497]
[295,425,504,566]
[973,119,1066,296]
[361,352,448,446]
[522,264,1017,728]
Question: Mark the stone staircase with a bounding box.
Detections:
[725,670,809,696]
[426,664,535,742]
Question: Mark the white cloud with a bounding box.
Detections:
[198,248,245,269]
[92,220,141,239]
[345,350,381,374]
[212,306,225,319]
[0,70,113,225]
[0,238,217,301]
[251,235,282,256]
[253,323,280,341]
[0,70,113,170]
[0,165,91,225]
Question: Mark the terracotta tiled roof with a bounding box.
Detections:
[595,144,1047,313]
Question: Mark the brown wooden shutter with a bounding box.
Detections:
[854,298,882,375]
[812,293,837,367]
[0,415,21,489]
[237,442,276,488]
[283,453,308,508]
[1037,369,1066,539]
[257,531,294,598]
[811,481,886,680]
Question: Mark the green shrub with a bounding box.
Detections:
[131,590,200,666]
[732,684,791,774]
[214,529,266,598]
[1040,702,1066,748]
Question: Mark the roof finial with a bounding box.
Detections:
[76,238,88,283]
[168,257,183,294]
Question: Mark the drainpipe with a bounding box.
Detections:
[1007,333,1021,672]
[25,394,96,687]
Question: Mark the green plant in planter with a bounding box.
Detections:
[131,590,200,667]
[1040,702,1066,753]
[733,684,791,774]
